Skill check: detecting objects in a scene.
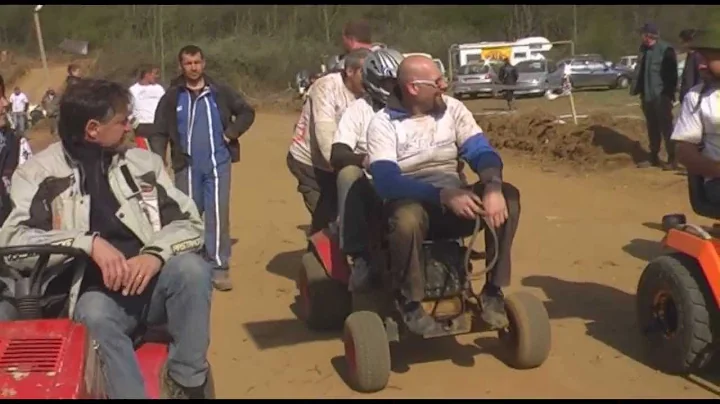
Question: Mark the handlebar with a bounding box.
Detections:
[0,245,88,259]
[0,245,89,320]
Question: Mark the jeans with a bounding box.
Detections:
[10,112,25,136]
[385,182,521,302]
[336,166,382,256]
[73,253,213,399]
[641,96,675,163]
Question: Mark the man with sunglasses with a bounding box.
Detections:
[366,55,521,335]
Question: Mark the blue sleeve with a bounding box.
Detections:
[459,133,503,174]
[369,161,442,204]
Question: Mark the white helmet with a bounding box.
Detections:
[362,48,404,104]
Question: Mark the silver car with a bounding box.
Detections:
[547,58,632,90]
[451,63,498,99]
[512,59,561,96]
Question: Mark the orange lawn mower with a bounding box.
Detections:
[636,174,720,374]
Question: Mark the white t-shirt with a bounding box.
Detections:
[289,72,358,171]
[129,83,165,124]
[671,85,720,170]
[367,95,483,188]
[8,92,28,113]
[333,97,376,155]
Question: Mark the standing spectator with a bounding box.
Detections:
[154,45,256,292]
[66,63,82,88]
[498,58,518,110]
[326,19,383,73]
[129,65,166,157]
[630,23,679,170]
[679,29,705,103]
[8,87,29,137]
[41,89,59,136]
[0,73,8,132]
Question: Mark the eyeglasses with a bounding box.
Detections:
[411,77,446,89]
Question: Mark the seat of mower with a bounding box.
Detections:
[688,174,720,220]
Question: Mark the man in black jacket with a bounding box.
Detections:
[679,28,704,103]
[630,23,679,170]
[498,58,518,110]
[154,45,256,292]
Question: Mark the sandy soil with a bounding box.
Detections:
[12,65,720,397]
[205,111,717,399]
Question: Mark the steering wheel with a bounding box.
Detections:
[0,245,88,320]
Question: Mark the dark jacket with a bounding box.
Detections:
[499,63,518,85]
[630,39,678,102]
[680,51,703,103]
[154,74,256,172]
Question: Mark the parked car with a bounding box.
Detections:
[618,55,638,71]
[512,59,562,96]
[451,62,499,99]
[547,58,633,90]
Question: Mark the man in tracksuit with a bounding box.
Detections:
[154,45,256,292]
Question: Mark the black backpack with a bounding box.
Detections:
[0,128,20,225]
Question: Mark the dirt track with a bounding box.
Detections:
[11,65,720,397]
[203,111,718,398]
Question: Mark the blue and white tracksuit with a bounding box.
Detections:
[174,87,231,272]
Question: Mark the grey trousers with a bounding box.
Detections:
[336,166,382,256]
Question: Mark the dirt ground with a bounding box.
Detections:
[12,68,720,397]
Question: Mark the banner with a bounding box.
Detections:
[481,47,511,61]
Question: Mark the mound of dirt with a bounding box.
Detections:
[476,109,649,170]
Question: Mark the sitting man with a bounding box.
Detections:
[331,48,405,292]
[287,48,370,234]
[0,78,213,399]
[672,29,720,202]
[366,55,521,335]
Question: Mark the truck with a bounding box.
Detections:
[448,36,554,81]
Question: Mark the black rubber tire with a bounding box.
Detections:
[297,251,351,331]
[499,291,552,369]
[636,253,715,374]
[343,311,391,393]
[616,76,630,89]
[661,214,687,232]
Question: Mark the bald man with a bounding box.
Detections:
[365,56,521,335]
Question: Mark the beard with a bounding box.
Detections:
[431,93,448,115]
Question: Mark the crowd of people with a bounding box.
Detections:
[0,16,717,399]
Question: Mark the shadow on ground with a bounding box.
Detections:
[266,249,305,281]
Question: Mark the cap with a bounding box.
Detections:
[640,23,659,36]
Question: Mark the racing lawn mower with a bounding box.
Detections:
[0,245,215,399]
[297,213,552,393]
[636,174,720,374]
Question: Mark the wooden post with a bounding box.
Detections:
[568,91,578,125]
[33,10,49,89]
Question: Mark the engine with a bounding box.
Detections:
[421,241,468,300]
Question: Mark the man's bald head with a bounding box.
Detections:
[397,55,448,115]
[397,55,440,86]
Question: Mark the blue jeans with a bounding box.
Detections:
[73,253,213,399]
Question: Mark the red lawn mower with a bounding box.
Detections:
[0,245,213,399]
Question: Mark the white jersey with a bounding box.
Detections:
[333,97,376,155]
[289,72,358,171]
[8,92,28,114]
[367,95,482,188]
[129,83,165,124]
[671,84,720,179]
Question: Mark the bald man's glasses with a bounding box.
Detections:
[412,76,446,88]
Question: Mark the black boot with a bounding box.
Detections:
[479,284,510,330]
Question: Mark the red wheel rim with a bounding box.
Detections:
[344,330,357,378]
